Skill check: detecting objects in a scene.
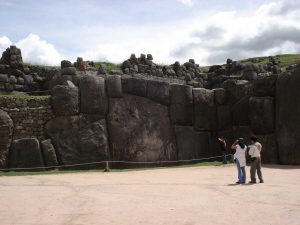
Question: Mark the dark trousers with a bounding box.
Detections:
[222,151,227,164]
[250,157,263,182]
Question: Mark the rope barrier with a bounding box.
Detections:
[0,154,232,172]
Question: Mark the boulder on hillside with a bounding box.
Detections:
[0,109,13,168]
[80,75,108,115]
[61,67,76,76]
[51,81,79,116]
[61,60,73,68]
[193,88,217,131]
[8,138,44,169]
[107,75,122,98]
[170,84,193,125]
[45,115,109,166]
[41,139,58,167]
[107,94,177,162]
[276,66,300,165]
[146,80,170,105]
[249,97,275,134]
[174,126,210,160]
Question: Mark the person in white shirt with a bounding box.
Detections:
[248,136,264,183]
[231,138,247,184]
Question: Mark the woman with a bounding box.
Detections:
[231,138,247,184]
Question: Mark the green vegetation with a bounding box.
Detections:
[239,54,300,70]
[0,161,228,177]
[94,61,122,73]
[0,93,50,100]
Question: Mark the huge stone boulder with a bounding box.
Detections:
[276,67,300,165]
[222,79,253,104]
[170,84,193,125]
[41,139,58,167]
[45,115,109,166]
[253,75,277,97]
[122,77,147,97]
[107,75,122,98]
[107,94,177,162]
[146,80,170,105]
[249,97,275,134]
[8,138,44,169]
[193,88,217,131]
[80,75,108,115]
[51,81,79,116]
[232,96,250,126]
[0,109,13,168]
[256,134,279,164]
[174,126,210,160]
[217,106,232,130]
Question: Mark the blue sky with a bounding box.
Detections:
[1,0,300,65]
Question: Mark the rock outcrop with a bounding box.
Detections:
[0,109,13,168]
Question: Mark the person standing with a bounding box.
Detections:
[231,138,247,184]
[248,136,264,184]
[218,136,227,164]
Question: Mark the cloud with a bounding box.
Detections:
[0,36,12,54]
[15,34,64,65]
[170,0,300,65]
[177,0,194,6]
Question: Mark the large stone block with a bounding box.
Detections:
[232,96,250,126]
[193,88,217,131]
[213,88,227,105]
[217,105,232,130]
[170,84,193,125]
[51,81,79,116]
[222,79,253,104]
[107,94,177,162]
[107,75,122,98]
[80,75,108,115]
[8,138,44,169]
[174,126,210,160]
[233,126,253,144]
[276,67,300,165]
[122,77,147,97]
[61,67,76,75]
[256,134,279,164]
[146,80,170,105]
[41,139,58,167]
[249,97,274,134]
[45,115,109,165]
[0,109,13,168]
[253,75,277,97]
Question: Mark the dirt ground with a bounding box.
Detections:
[0,164,299,225]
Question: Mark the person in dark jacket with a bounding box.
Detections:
[218,136,227,164]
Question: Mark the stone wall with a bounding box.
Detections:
[1,64,300,169]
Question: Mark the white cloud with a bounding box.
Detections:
[0,36,12,53]
[15,34,64,65]
[177,0,194,6]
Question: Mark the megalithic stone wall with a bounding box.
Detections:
[1,66,300,168]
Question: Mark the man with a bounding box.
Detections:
[248,136,264,183]
[218,136,227,164]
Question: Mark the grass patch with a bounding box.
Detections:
[94,62,122,72]
[0,94,50,100]
[0,161,229,177]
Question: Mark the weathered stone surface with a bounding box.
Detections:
[249,97,274,134]
[45,115,109,165]
[256,134,279,164]
[8,138,44,169]
[107,75,122,98]
[253,75,277,97]
[51,81,79,116]
[276,67,300,164]
[170,84,193,125]
[0,109,13,168]
[122,77,147,97]
[193,88,217,131]
[80,75,108,115]
[174,126,210,160]
[233,126,253,144]
[61,60,72,68]
[217,105,232,130]
[146,80,170,105]
[41,139,58,167]
[222,79,253,104]
[61,67,76,76]
[213,88,227,105]
[232,96,250,126]
[107,94,177,161]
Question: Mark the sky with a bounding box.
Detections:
[0,0,300,66]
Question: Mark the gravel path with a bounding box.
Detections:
[0,164,299,225]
